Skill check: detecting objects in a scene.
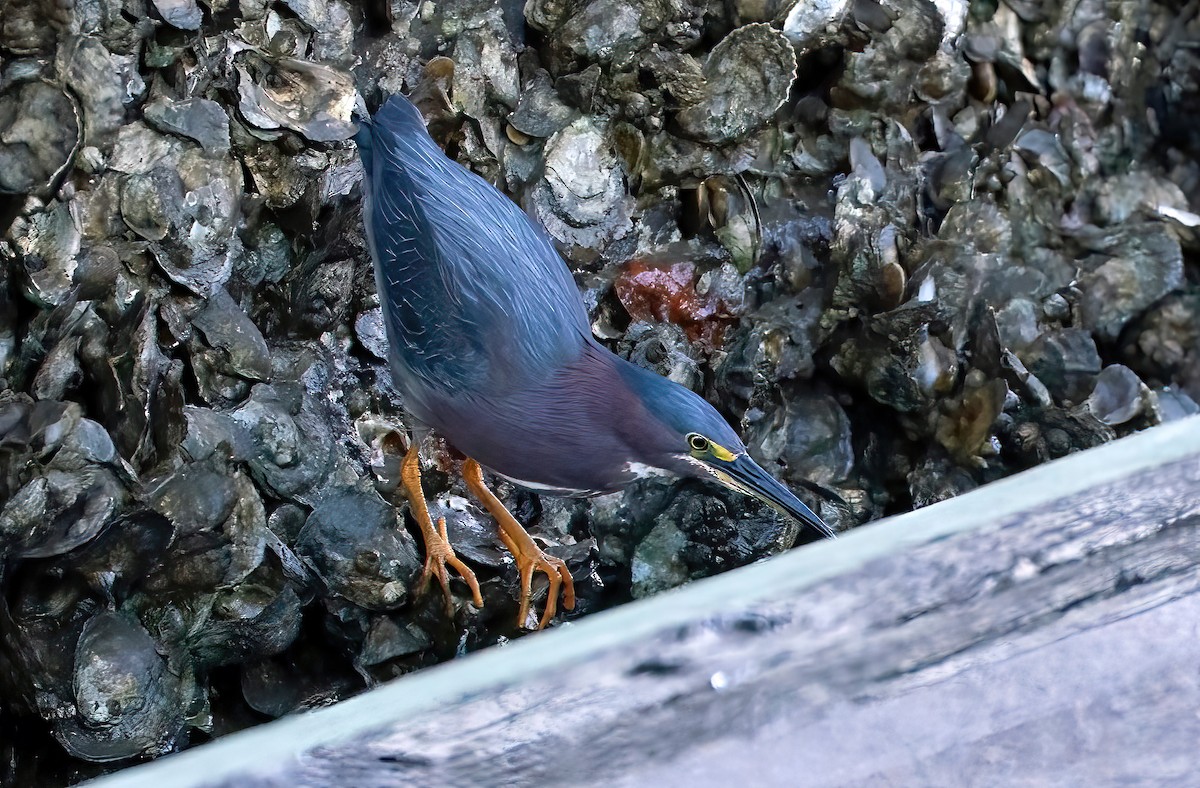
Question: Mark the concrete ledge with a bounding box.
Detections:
[91,416,1200,787]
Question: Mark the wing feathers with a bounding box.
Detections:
[356,94,590,414]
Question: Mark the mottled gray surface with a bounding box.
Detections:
[90,417,1200,788]
[295,461,1200,787]
[628,596,1200,786]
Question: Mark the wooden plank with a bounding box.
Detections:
[89,416,1200,787]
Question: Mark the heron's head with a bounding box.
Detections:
[615,359,835,540]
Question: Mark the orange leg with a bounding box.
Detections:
[400,442,483,611]
[462,459,576,630]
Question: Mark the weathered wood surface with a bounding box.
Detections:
[92,417,1200,787]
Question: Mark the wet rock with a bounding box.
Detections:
[0,0,69,54]
[429,496,507,568]
[631,519,688,598]
[1156,387,1200,422]
[631,483,800,599]
[677,24,796,145]
[359,616,433,666]
[61,37,126,152]
[55,612,186,762]
[1076,225,1184,342]
[1014,129,1072,186]
[743,393,854,488]
[619,321,703,391]
[296,490,422,611]
[1091,172,1196,230]
[90,301,185,471]
[450,6,521,112]
[641,130,761,188]
[1120,291,1200,402]
[1020,329,1102,405]
[831,316,958,413]
[143,531,231,592]
[1052,408,1115,457]
[230,382,337,504]
[236,56,356,143]
[782,0,852,53]
[222,472,270,585]
[0,79,78,196]
[714,292,823,406]
[239,653,356,718]
[278,0,355,64]
[829,136,921,316]
[58,511,175,602]
[0,405,129,560]
[189,287,273,383]
[555,64,602,113]
[683,491,804,566]
[31,334,81,401]
[239,222,293,288]
[637,46,706,113]
[993,298,1041,352]
[111,123,243,297]
[151,0,203,30]
[241,143,327,211]
[186,574,303,669]
[143,97,232,155]
[1085,364,1155,427]
[279,252,356,334]
[8,199,82,307]
[354,308,389,361]
[532,117,634,259]
[509,69,575,139]
[1,0,1198,774]
[149,463,237,538]
[908,453,977,509]
[541,0,680,65]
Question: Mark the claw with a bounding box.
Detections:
[401,443,484,613]
[463,458,575,630]
[415,517,484,612]
[516,547,574,629]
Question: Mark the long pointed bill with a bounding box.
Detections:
[706,454,836,539]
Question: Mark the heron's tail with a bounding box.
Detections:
[353,94,438,180]
[369,93,428,135]
[351,92,374,174]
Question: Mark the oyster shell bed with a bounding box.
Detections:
[2,0,1199,781]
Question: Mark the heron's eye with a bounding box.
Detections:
[687,433,710,453]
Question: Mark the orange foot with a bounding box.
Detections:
[400,440,483,613]
[463,458,576,630]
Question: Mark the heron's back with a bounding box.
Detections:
[356,96,591,428]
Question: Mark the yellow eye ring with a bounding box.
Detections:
[687,433,709,453]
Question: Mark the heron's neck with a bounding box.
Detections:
[556,340,677,455]
[603,347,685,461]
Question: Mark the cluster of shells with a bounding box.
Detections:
[1,0,1198,778]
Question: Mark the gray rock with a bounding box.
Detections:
[151,0,203,30]
[677,24,796,145]
[296,490,422,611]
[144,97,232,154]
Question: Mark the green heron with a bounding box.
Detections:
[355,94,834,629]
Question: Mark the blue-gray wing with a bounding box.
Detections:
[355,96,590,409]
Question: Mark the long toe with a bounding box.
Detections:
[514,549,573,630]
[417,554,455,617]
[414,518,484,613]
[418,551,483,613]
[400,443,484,616]
[462,458,575,631]
[536,564,562,630]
